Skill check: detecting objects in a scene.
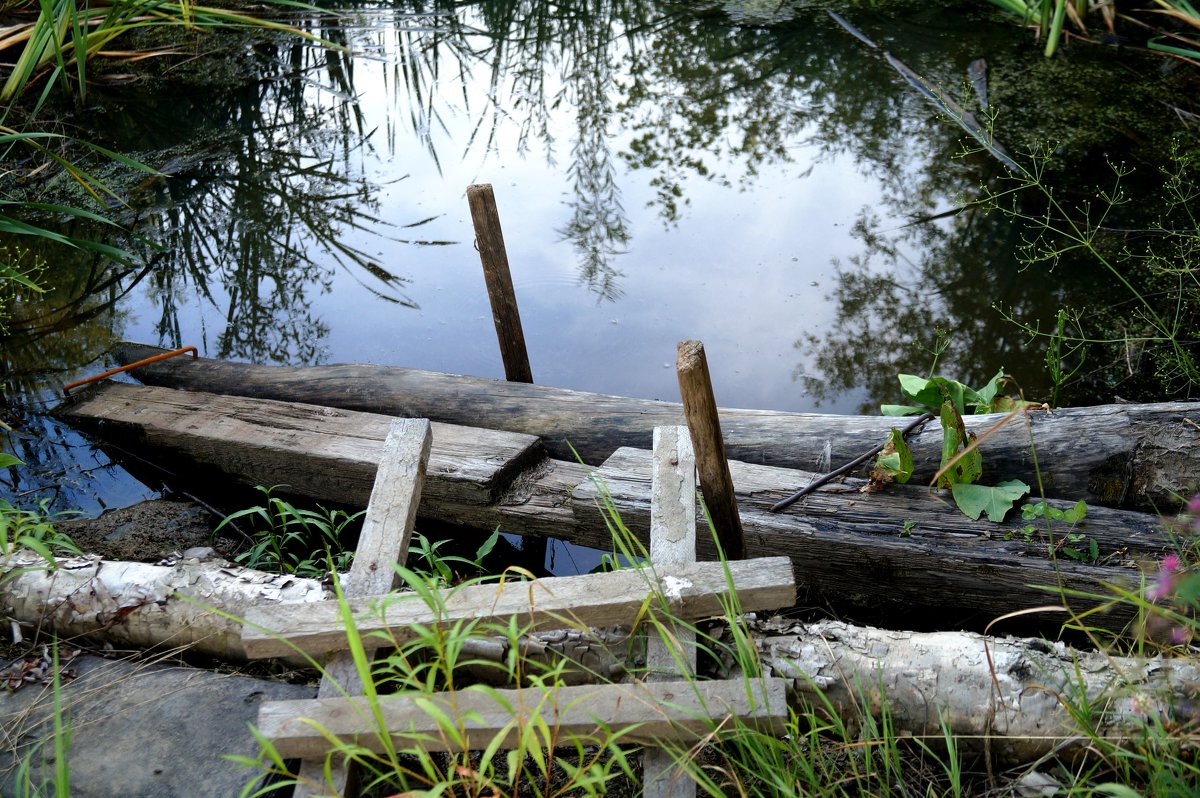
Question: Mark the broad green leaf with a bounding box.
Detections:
[1063,500,1088,525]
[897,374,942,409]
[933,377,968,416]
[898,373,931,398]
[936,401,981,487]
[951,479,1031,522]
[974,368,1005,412]
[872,428,914,485]
[880,404,924,417]
[0,453,24,469]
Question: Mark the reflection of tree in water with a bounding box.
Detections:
[796,202,1071,413]
[111,20,444,365]
[555,6,633,302]
[8,1,1196,409]
[365,1,649,301]
[609,5,1197,408]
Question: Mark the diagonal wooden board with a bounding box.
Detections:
[59,381,540,507]
[242,556,795,660]
[293,418,431,798]
[257,678,790,760]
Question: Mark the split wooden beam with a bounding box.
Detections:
[643,427,698,798]
[242,557,795,660]
[294,418,432,798]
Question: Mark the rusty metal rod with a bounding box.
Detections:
[62,346,198,397]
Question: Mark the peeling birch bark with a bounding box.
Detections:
[754,618,1200,764]
[6,551,1198,767]
[1,550,328,660]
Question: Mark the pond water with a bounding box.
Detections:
[1,2,1195,526]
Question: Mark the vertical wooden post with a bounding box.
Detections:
[643,426,698,798]
[294,418,432,798]
[467,183,533,384]
[675,340,746,560]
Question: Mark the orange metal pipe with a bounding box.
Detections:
[62,346,198,397]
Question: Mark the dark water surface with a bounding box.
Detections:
[1,2,1194,520]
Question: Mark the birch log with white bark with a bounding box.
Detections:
[0,550,328,660]
[4,551,1197,765]
[755,617,1200,764]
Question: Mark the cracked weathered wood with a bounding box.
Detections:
[59,382,539,508]
[256,678,789,760]
[59,382,1186,629]
[112,343,1200,512]
[242,557,795,660]
[676,341,744,560]
[644,427,698,798]
[294,418,430,798]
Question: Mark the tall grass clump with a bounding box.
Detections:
[984,0,1200,60]
[0,0,328,276]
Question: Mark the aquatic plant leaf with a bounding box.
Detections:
[951,479,1030,522]
[879,428,913,484]
[973,368,1005,412]
[937,401,980,487]
[880,404,925,416]
[897,374,941,408]
[0,453,23,469]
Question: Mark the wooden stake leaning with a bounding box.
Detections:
[675,340,746,559]
[293,418,432,798]
[643,426,698,798]
[467,183,533,384]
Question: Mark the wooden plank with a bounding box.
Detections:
[242,557,796,659]
[59,382,540,507]
[258,678,790,760]
[294,419,431,798]
[113,343,1200,512]
[644,427,698,798]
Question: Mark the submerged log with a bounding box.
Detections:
[4,550,1196,766]
[111,343,1200,512]
[58,381,1187,629]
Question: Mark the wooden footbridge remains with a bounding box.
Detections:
[60,378,1191,630]
[242,419,792,797]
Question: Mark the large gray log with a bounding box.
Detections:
[57,382,1184,629]
[112,343,1200,512]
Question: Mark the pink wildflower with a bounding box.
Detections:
[1171,625,1191,645]
[1146,554,1181,602]
[1188,495,1200,516]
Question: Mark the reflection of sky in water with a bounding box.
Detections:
[118,12,919,416]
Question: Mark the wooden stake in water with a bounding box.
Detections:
[467,183,533,384]
[675,340,746,560]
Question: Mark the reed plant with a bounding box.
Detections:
[0,0,327,286]
[985,0,1200,60]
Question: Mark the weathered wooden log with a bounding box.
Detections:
[5,549,1196,766]
[57,382,1188,629]
[111,343,1200,512]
